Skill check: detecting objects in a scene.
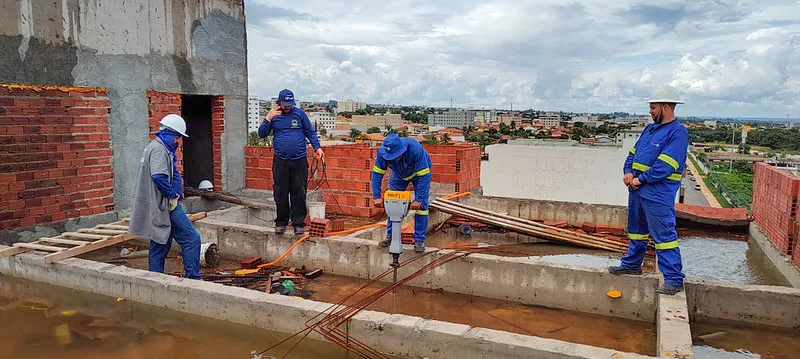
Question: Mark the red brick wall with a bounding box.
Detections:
[0,84,114,229]
[752,163,799,256]
[146,92,224,191]
[211,96,224,190]
[244,142,483,217]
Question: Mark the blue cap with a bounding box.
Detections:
[378,134,408,161]
[278,89,296,107]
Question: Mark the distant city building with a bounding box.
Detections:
[473,110,496,125]
[430,110,476,128]
[309,111,336,132]
[786,121,800,129]
[616,128,644,148]
[339,98,367,112]
[497,112,524,126]
[351,114,402,129]
[704,120,718,129]
[539,112,564,127]
[248,97,260,134]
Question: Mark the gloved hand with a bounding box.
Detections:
[169,196,179,211]
[409,201,422,210]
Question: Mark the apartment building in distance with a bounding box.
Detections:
[430,110,476,128]
[339,98,367,113]
[497,112,524,126]
[309,111,336,132]
[539,112,564,127]
[350,114,402,129]
[248,97,261,134]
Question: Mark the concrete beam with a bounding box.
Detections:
[194,219,659,322]
[0,246,651,359]
[461,195,628,228]
[685,278,800,329]
[749,223,800,288]
[657,291,694,358]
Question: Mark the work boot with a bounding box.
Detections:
[414,241,425,253]
[294,226,306,235]
[657,283,684,295]
[608,266,643,275]
[275,226,287,235]
[379,236,391,248]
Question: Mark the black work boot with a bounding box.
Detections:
[379,236,391,248]
[608,265,643,275]
[294,226,306,235]
[414,241,425,253]
[275,226,287,235]
[657,282,684,295]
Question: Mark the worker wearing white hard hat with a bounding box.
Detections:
[129,114,202,279]
[609,85,688,295]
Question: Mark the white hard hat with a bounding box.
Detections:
[198,180,213,191]
[648,85,684,104]
[160,114,189,137]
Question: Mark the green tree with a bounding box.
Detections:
[366,127,381,134]
[559,134,569,140]
[738,143,751,154]
[319,128,327,137]
[441,133,452,144]
[732,160,754,174]
[349,128,362,140]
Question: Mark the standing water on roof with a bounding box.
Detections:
[0,276,360,359]
[425,226,789,286]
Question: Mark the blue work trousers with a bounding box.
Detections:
[385,175,429,243]
[148,204,202,279]
[621,192,685,286]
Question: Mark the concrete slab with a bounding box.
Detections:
[685,278,800,329]
[0,244,653,359]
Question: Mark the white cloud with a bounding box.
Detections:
[245,0,800,117]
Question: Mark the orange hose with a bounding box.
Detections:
[256,234,311,269]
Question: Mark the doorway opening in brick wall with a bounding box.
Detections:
[180,95,214,188]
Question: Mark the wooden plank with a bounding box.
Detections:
[62,232,108,240]
[43,234,138,264]
[0,246,30,259]
[13,243,65,252]
[187,212,207,222]
[78,228,128,235]
[39,238,89,246]
[95,225,129,231]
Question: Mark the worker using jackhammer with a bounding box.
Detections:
[129,114,202,279]
[608,85,688,295]
[371,134,432,253]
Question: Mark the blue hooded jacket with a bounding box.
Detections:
[371,136,432,204]
[258,107,321,161]
[152,129,183,199]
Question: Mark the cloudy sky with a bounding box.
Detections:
[244,0,800,119]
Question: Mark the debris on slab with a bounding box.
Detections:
[200,265,324,296]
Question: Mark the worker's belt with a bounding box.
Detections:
[415,210,429,216]
[654,240,679,250]
[632,162,682,181]
[628,233,649,241]
[372,165,387,175]
[402,167,431,181]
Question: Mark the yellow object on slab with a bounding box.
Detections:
[235,268,259,276]
[607,290,622,298]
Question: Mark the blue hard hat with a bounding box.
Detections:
[378,133,408,161]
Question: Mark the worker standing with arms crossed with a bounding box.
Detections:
[259,89,324,235]
[371,134,432,253]
[608,85,688,295]
[129,114,202,279]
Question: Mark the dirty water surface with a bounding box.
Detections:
[424,227,788,286]
[305,273,658,356]
[0,276,369,359]
[691,319,800,359]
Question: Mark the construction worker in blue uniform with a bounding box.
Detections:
[371,134,432,253]
[609,85,688,295]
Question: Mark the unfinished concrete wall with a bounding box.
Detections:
[685,278,800,329]
[0,0,247,214]
[195,219,659,322]
[482,144,630,206]
[460,195,628,228]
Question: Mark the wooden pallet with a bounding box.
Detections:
[0,212,206,264]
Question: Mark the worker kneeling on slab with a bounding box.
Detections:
[371,134,432,253]
[129,114,202,280]
[609,85,688,295]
